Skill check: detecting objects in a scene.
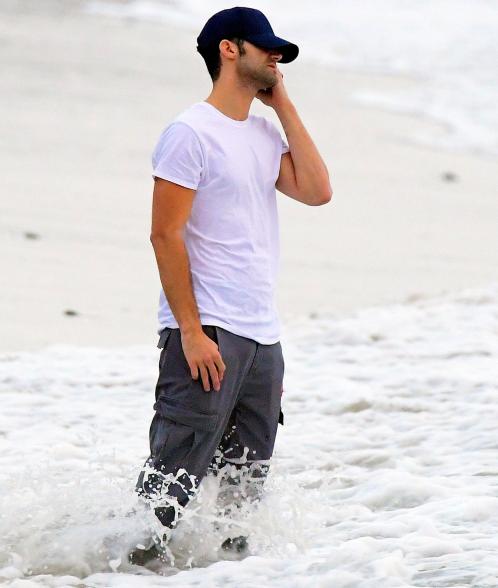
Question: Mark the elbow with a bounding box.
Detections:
[309,186,333,206]
[150,229,183,245]
[320,187,333,204]
[317,168,333,204]
[150,233,161,245]
[320,182,333,204]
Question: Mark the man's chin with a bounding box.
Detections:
[258,75,277,89]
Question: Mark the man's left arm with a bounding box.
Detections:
[274,100,333,206]
[257,64,333,206]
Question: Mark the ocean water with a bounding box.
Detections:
[84,0,498,160]
[1,282,498,586]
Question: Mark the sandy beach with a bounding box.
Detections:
[2,3,498,586]
[1,1,497,352]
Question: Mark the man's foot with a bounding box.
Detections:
[128,537,167,566]
[221,535,248,553]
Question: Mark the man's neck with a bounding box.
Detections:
[204,83,255,122]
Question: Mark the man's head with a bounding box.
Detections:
[199,37,284,90]
[197,7,298,84]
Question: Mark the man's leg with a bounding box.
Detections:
[134,325,258,537]
[208,339,285,531]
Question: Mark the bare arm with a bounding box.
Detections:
[150,177,225,391]
[275,100,332,206]
[256,64,332,206]
[150,186,201,336]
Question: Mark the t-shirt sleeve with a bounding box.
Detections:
[151,121,204,189]
[281,136,290,154]
[266,118,290,155]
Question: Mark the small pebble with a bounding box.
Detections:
[441,171,458,182]
[63,309,79,316]
[24,231,40,240]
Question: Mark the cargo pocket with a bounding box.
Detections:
[153,401,219,432]
[151,400,219,468]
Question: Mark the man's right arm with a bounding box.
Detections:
[150,177,225,392]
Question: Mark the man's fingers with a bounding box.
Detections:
[186,339,226,392]
[207,360,221,392]
[215,354,226,382]
[198,363,211,392]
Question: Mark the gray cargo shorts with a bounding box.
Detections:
[135,324,285,528]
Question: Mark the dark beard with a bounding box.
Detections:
[238,62,277,90]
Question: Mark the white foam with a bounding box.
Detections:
[1,281,498,585]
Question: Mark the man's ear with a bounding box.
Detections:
[219,39,237,60]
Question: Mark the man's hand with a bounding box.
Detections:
[256,64,290,111]
[181,329,226,392]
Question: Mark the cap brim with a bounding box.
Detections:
[243,33,299,63]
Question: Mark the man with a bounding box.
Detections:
[130,6,332,565]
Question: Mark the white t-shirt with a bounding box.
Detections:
[151,100,290,344]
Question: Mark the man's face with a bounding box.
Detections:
[235,40,283,89]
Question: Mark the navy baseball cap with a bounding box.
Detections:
[196,7,299,64]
